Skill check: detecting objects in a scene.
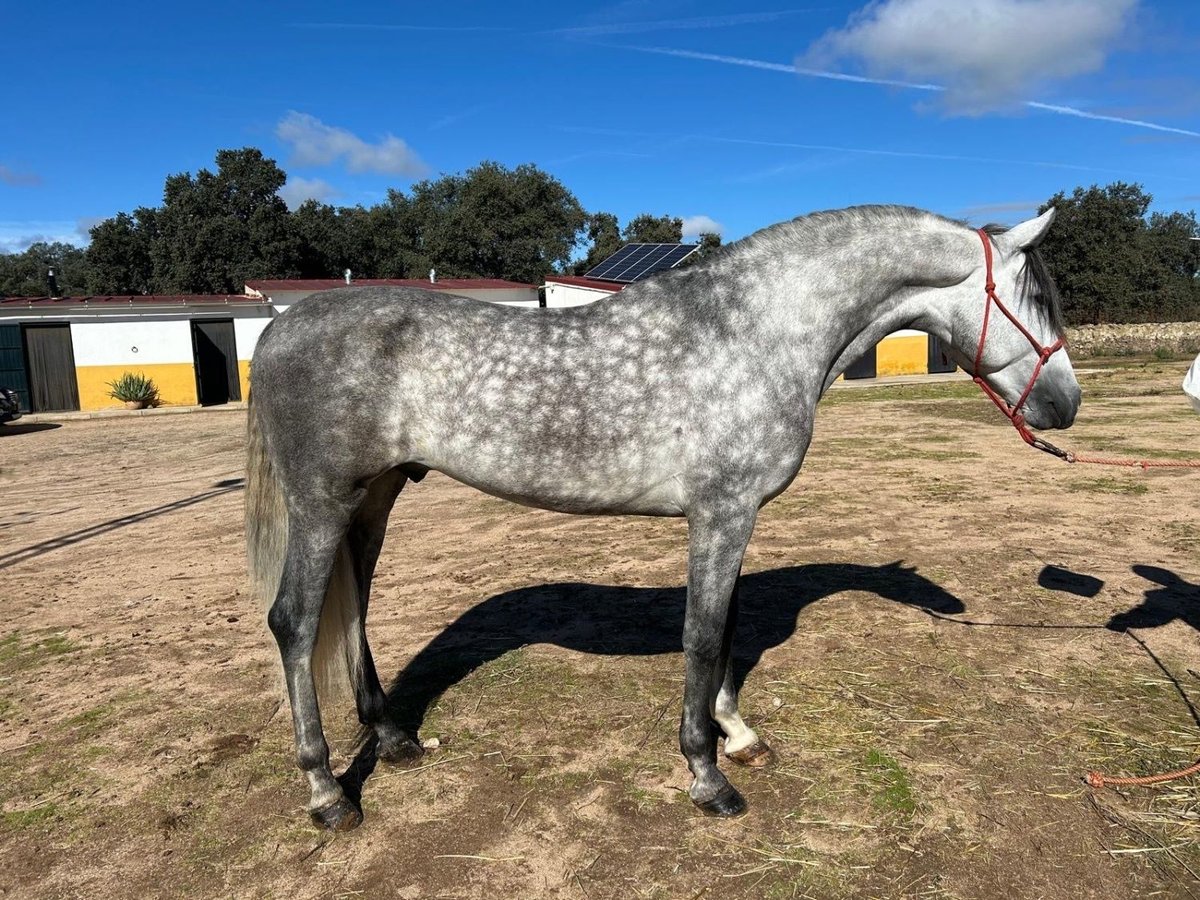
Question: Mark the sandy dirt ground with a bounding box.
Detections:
[1,360,1198,899]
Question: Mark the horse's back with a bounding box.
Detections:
[249,286,701,513]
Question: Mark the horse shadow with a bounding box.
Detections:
[375,560,964,735]
[1107,565,1200,633]
[0,422,61,436]
[335,561,965,801]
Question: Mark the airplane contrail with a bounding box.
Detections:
[617,45,1200,139]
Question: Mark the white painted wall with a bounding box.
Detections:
[71,319,194,366]
[544,282,618,308]
[460,288,539,307]
[234,316,274,360]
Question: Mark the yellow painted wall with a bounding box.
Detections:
[75,363,198,411]
[238,359,252,401]
[875,335,928,377]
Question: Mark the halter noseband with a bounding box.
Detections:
[971,228,1071,460]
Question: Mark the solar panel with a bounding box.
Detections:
[585,243,699,283]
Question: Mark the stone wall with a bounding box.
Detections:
[1066,322,1200,358]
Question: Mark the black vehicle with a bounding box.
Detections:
[0,387,21,424]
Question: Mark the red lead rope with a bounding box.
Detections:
[972,230,1200,792]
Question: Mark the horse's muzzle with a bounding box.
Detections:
[1025,379,1081,430]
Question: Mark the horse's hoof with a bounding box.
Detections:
[726,739,775,768]
[694,783,748,818]
[377,736,424,766]
[309,797,363,832]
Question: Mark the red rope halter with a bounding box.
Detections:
[970,228,1073,460]
[970,229,1200,470]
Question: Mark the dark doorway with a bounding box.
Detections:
[23,325,80,412]
[191,319,241,406]
[844,345,877,380]
[928,334,957,374]
[0,325,30,411]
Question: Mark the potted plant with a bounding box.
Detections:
[106,372,159,410]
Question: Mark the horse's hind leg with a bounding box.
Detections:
[346,469,423,764]
[268,496,362,831]
[714,579,774,768]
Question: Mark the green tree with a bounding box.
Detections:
[573,212,622,274]
[622,213,683,244]
[151,148,301,293]
[291,201,384,279]
[1038,182,1200,323]
[693,231,722,260]
[85,209,157,294]
[0,241,90,296]
[404,161,586,283]
[364,191,432,278]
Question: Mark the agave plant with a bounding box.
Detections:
[106,372,159,406]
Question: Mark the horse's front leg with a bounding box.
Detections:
[714,580,774,768]
[680,504,757,816]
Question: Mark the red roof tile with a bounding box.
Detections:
[0,294,266,307]
[245,278,536,293]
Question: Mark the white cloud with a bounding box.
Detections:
[681,214,723,238]
[279,176,339,210]
[804,0,1139,113]
[276,111,428,176]
[0,221,83,254]
[0,234,49,254]
[0,164,41,187]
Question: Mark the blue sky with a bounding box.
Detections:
[2,0,1197,256]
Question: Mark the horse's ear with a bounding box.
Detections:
[995,208,1055,256]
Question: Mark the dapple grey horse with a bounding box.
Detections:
[246,204,1080,830]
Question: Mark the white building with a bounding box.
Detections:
[543,274,628,308]
[0,276,539,412]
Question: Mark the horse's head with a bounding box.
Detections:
[943,209,1080,431]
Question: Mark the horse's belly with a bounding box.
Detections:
[425,453,687,517]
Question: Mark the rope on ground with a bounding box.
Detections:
[1064,452,1200,469]
[1085,759,1200,789]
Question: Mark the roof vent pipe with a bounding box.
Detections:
[47,267,59,298]
[343,268,352,285]
[429,268,437,284]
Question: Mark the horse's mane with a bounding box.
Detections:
[980,221,1065,336]
[654,205,1065,336]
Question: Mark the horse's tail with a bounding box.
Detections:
[246,391,361,702]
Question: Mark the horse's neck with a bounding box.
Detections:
[730,218,970,390]
[590,213,972,396]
